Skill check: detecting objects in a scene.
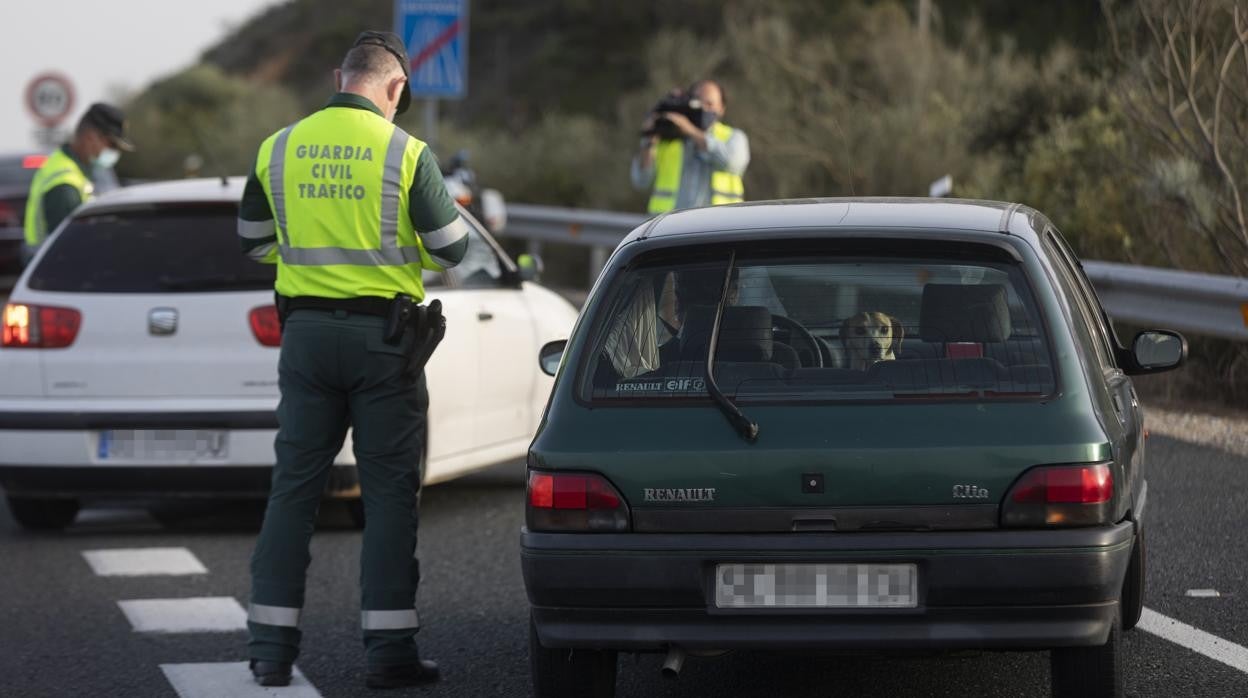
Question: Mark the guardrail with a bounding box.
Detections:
[505,204,646,288]
[1082,261,1248,341]
[503,204,1248,341]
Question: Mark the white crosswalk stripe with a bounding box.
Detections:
[118,597,248,633]
[161,662,322,698]
[82,547,207,576]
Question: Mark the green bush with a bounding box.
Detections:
[117,65,301,181]
[430,114,642,211]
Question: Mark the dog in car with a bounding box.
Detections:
[840,311,905,371]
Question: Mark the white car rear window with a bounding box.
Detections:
[28,204,275,293]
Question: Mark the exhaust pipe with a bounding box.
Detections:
[661,645,686,679]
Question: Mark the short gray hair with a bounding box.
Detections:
[340,45,405,86]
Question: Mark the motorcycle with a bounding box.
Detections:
[441,149,507,235]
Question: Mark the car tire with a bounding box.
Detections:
[529,612,617,698]
[6,496,80,530]
[1120,527,1145,631]
[1050,611,1122,698]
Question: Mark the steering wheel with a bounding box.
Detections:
[771,314,825,368]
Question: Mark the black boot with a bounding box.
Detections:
[249,659,293,687]
[365,659,441,689]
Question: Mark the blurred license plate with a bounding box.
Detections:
[714,563,917,609]
[98,429,228,461]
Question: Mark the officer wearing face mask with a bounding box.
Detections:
[631,79,750,213]
[238,30,469,690]
[22,102,132,262]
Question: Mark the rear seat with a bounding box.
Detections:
[861,283,1055,394]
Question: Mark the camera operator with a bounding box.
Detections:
[630,79,750,213]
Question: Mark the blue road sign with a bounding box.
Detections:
[395,0,469,99]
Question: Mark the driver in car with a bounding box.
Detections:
[658,267,741,364]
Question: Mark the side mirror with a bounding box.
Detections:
[480,188,507,234]
[517,253,544,283]
[539,339,567,377]
[1126,330,1187,374]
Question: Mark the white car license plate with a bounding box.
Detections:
[714,563,918,609]
[97,429,229,461]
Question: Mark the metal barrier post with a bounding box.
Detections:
[589,246,609,288]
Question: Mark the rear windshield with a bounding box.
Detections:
[581,243,1055,403]
[27,204,276,293]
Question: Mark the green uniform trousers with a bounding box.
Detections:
[248,309,428,666]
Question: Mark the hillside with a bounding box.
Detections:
[113,0,1247,405]
[197,0,1103,129]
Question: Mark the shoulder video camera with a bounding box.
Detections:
[642,93,716,140]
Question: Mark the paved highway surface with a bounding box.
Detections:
[1,435,1245,697]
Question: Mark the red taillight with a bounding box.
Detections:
[527,470,629,532]
[1002,463,1113,527]
[40,307,82,348]
[22,154,47,169]
[249,306,282,347]
[529,472,554,508]
[2,303,81,349]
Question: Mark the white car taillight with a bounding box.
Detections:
[248,305,282,347]
[2,303,82,349]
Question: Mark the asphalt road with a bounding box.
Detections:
[1,435,1246,697]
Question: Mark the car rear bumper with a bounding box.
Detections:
[0,409,279,430]
[522,523,1134,651]
[0,408,363,500]
[0,464,359,499]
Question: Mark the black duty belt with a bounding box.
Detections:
[280,295,392,317]
[274,293,446,375]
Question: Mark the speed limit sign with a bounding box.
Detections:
[25,73,76,128]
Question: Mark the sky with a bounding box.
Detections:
[0,0,280,153]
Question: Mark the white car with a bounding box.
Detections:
[0,177,578,529]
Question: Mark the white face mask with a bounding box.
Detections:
[95,147,121,169]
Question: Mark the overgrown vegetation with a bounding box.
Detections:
[121,65,301,179]
[117,0,1246,272]
[114,0,1246,403]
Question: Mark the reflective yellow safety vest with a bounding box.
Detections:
[647,121,744,214]
[254,108,440,300]
[24,148,92,246]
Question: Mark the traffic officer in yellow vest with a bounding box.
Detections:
[237,30,470,690]
[22,103,132,263]
[631,79,749,213]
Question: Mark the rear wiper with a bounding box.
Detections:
[706,250,760,442]
[157,274,272,290]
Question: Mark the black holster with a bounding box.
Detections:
[406,299,446,375]
[383,295,446,376]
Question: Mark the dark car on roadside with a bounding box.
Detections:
[521,198,1186,698]
[0,151,123,277]
[0,153,49,274]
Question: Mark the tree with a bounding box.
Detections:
[1103,0,1248,275]
[117,65,301,181]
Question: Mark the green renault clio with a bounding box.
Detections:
[522,199,1186,698]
